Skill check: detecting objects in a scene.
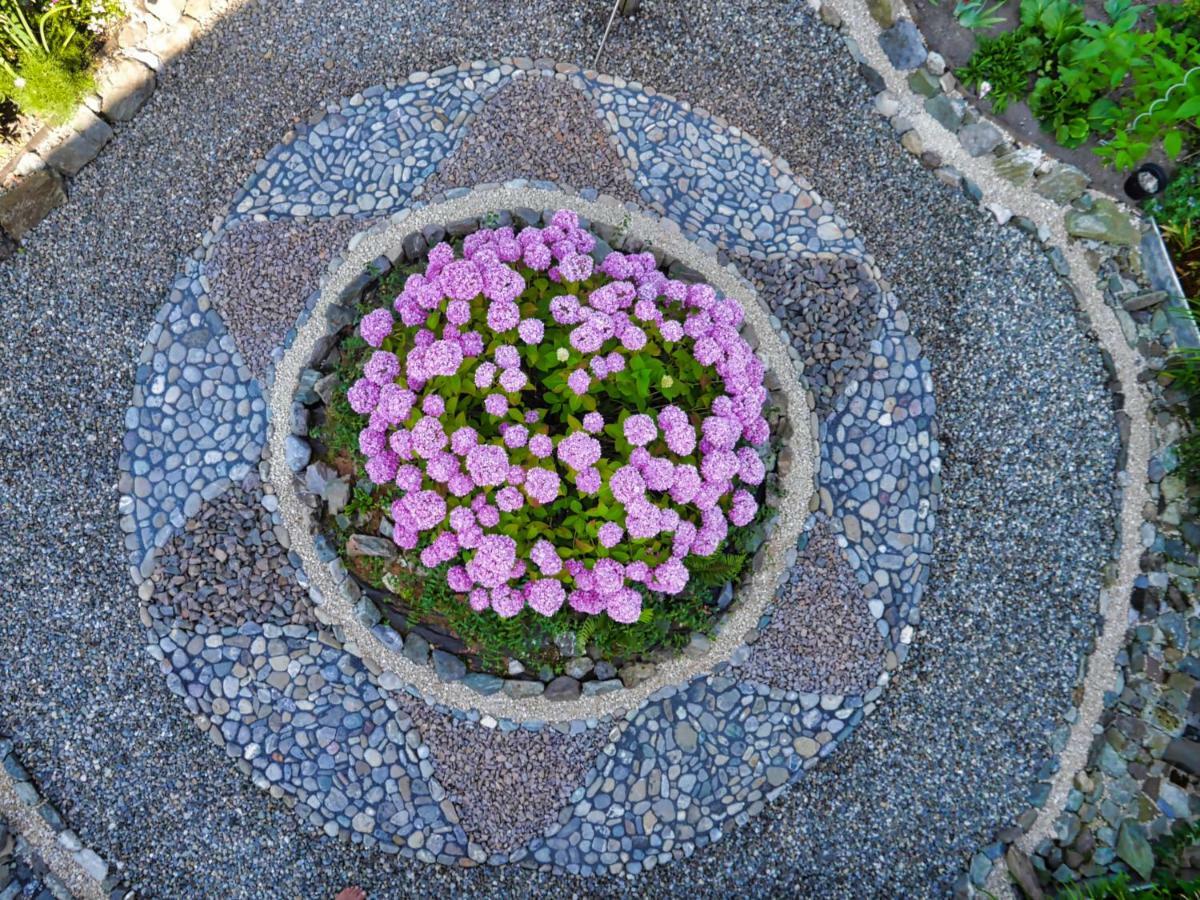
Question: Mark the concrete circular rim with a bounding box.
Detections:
[266,184,820,724]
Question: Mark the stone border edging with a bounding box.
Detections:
[262,183,820,724]
[815,1,1154,894]
[0,736,122,900]
[0,0,219,252]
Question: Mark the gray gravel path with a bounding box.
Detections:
[0,0,1118,896]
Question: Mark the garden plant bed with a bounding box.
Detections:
[274,188,817,716]
[902,0,1177,197]
[299,228,784,693]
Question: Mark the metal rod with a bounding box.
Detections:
[593,0,623,70]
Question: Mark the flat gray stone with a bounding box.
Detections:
[0,169,66,240]
[957,121,1004,157]
[96,58,157,122]
[878,20,926,70]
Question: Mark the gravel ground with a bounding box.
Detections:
[208,216,368,377]
[0,0,1119,896]
[744,516,884,695]
[404,704,611,856]
[145,479,315,628]
[423,74,640,205]
[744,254,882,421]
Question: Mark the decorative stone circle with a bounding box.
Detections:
[265,187,819,721]
[121,60,938,874]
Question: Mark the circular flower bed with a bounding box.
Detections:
[313,210,778,675]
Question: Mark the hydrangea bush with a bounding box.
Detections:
[339,209,771,635]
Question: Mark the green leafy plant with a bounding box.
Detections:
[953,0,1007,32]
[957,0,1200,164]
[1055,820,1200,898]
[0,0,118,124]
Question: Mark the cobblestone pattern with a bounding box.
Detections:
[124,62,939,874]
[118,271,266,581]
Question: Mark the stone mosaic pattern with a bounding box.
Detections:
[577,75,864,260]
[742,516,885,695]
[119,271,265,581]
[405,703,612,857]
[744,253,883,420]
[143,603,473,863]
[145,480,315,629]
[423,75,639,205]
[207,216,370,378]
[122,62,938,874]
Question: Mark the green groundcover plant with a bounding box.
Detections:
[956,0,1200,167]
[0,0,120,125]
[313,213,780,674]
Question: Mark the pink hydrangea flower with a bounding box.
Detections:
[567,369,591,396]
[526,579,565,616]
[605,588,642,624]
[598,522,623,548]
[518,318,544,345]
[465,444,508,487]
[582,412,604,434]
[484,393,508,417]
[556,432,601,470]
[359,308,394,347]
[347,378,380,414]
[524,467,560,505]
[623,414,657,447]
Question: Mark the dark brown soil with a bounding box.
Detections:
[903,0,1172,196]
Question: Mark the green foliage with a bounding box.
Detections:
[316,243,781,672]
[0,47,90,123]
[0,0,118,123]
[1055,819,1200,898]
[953,0,1008,32]
[955,0,1200,165]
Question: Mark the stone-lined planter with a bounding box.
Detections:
[262,184,819,722]
[286,205,792,703]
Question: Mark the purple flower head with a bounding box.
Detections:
[589,355,609,380]
[484,393,508,417]
[487,300,520,332]
[620,325,647,352]
[448,473,474,497]
[623,414,657,447]
[483,265,525,304]
[425,451,458,484]
[575,467,601,495]
[424,339,464,377]
[569,323,604,354]
[450,426,479,456]
[658,319,684,343]
[605,588,643,624]
[466,534,517,589]
[670,464,702,504]
[400,489,447,532]
[686,283,717,309]
[465,443,508,487]
[518,318,544,345]
[359,427,387,457]
[526,579,565,617]
[605,351,626,374]
[474,361,497,390]
[468,587,490,611]
[652,558,689,595]
[427,242,455,271]
[524,467,560,505]
[582,412,605,434]
[499,368,527,393]
[389,428,413,460]
[730,489,759,527]
[347,378,380,414]
[422,394,445,417]
[499,424,527,449]
[610,465,646,504]
[530,539,562,576]
[440,260,483,300]
[443,296,471,325]
[665,424,697,456]
[569,589,604,615]
[567,369,591,396]
[737,446,767,485]
[496,485,524,512]
[556,432,601,471]
[600,252,633,280]
[460,330,485,357]
[410,416,448,459]
[744,417,770,445]
[490,585,524,618]
[447,565,472,593]
[598,522,624,548]
[528,433,554,458]
[702,415,741,451]
[549,294,582,325]
[551,209,580,231]
[395,464,423,492]
[376,384,415,426]
[642,457,675,492]
[365,451,399,485]
[493,344,520,370]
[360,308,395,347]
[523,243,552,271]
[557,252,594,283]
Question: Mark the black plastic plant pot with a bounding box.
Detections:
[1125,163,1168,201]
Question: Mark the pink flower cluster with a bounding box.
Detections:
[345,210,770,623]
